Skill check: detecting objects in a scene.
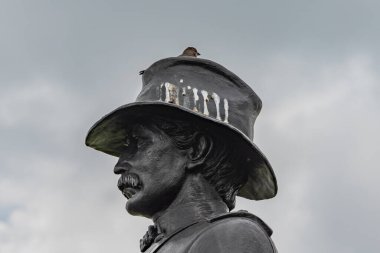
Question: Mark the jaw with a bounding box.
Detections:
[124,186,181,219]
[124,186,156,218]
[125,191,156,218]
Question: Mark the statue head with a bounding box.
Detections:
[86,56,277,218]
[113,115,251,217]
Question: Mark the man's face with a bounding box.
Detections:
[114,123,188,218]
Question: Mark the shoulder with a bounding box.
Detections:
[188,211,276,253]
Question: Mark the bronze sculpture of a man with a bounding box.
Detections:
[86,51,278,252]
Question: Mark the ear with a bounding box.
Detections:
[186,134,211,171]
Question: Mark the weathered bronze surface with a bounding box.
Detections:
[86,51,278,252]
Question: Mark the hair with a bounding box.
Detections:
[138,116,248,210]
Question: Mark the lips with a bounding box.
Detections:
[117,173,142,199]
[122,187,138,199]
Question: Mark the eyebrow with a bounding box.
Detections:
[131,124,152,138]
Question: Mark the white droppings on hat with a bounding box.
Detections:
[183,87,190,108]
[192,88,199,112]
[160,84,227,123]
[164,82,178,104]
[201,90,209,116]
[224,98,229,123]
[159,83,164,101]
[212,92,221,120]
[164,83,170,102]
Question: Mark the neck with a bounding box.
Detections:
[152,173,228,235]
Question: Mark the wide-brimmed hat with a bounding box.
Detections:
[86,56,277,200]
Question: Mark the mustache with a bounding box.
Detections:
[117,173,142,190]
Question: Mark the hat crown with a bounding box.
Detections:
[137,57,262,140]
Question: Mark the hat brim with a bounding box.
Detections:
[85,101,277,200]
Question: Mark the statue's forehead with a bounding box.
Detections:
[129,122,167,139]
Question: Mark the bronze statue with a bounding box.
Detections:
[86,50,278,252]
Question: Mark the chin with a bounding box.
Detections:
[125,196,156,218]
[124,189,179,218]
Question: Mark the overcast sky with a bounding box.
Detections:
[1,1,379,252]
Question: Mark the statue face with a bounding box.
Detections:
[114,124,188,218]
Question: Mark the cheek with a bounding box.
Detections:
[150,144,182,164]
[143,144,170,160]
[153,151,187,180]
[133,143,187,179]
[160,157,184,174]
[133,148,164,168]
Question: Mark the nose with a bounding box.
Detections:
[114,158,131,174]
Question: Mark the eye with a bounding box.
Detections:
[122,135,138,153]
[123,135,135,147]
[123,137,130,147]
[136,137,149,149]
